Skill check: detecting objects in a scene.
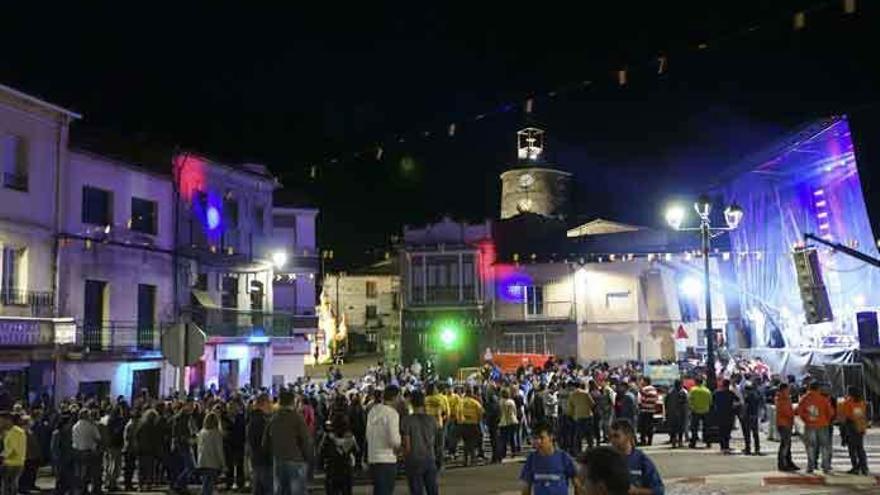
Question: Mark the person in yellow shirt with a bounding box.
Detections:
[1,412,27,495]
[445,386,462,460]
[459,387,484,467]
[424,382,450,468]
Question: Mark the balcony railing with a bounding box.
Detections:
[494,300,575,322]
[2,172,28,191]
[75,321,165,353]
[0,289,55,317]
[408,285,480,306]
[185,307,317,338]
[0,317,75,347]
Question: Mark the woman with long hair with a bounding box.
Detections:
[196,412,225,495]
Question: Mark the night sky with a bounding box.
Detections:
[2,2,879,267]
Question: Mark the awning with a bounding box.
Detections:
[191,290,220,308]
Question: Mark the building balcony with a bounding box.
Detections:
[0,316,75,347]
[185,307,317,338]
[407,286,481,307]
[0,289,55,317]
[74,321,165,355]
[493,301,575,322]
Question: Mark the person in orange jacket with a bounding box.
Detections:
[774,383,798,471]
[837,386,869,475]
[796,381,835,473]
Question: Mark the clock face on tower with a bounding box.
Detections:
[518,173,535,189]
[517,198,534,212]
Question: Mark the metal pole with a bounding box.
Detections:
[702,220,715,390]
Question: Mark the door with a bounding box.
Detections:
[250,280,264,329]
[84,280,106,350]
[78,381,110,400]
[250,357,263,389]
[219,359,238,392]
[131,368,160,401]
[137,284,157,350]
[189,359,205,392]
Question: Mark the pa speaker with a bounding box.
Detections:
[792,247,834,324]
[857,311,880,349]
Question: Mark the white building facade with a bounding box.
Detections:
[0,84,77,404]
[55,150,176,400]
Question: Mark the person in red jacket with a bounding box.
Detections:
[837,386,869,475]
[795,382,835,473]
[774,383,798,471]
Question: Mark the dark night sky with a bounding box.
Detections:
[2,2,879,267]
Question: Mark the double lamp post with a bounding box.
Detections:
[666,195,743,389]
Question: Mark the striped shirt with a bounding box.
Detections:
[639,385,659,414]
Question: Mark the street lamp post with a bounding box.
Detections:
[666,195,743,390]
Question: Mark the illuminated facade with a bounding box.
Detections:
[174,156,314,393]
[0,83,78,403]
[399,217,492,375]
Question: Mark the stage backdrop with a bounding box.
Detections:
[722,116,880,348]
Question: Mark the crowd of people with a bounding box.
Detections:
[0,352,873,495]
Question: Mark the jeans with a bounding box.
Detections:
[499,425,518,458]
[844,424,868,472]
[575,417,594,452]
[201,468,219,495]
[273,461,307,495]
[138,455,156,489]
[251,465,273,495]
[637,412,655,445]
[717,416,734,451]
[1,466,22,495]
[405,458,439,495]
[122,452,136,488]
[76,450,103,495]
[488,420,501,462]
[460,424,482,465]
[777,425,794,469]
[104,447,122,489]
[689,413,708,446]
[803,426,832,472]
[370,463,397,495]
[434,427,446,469]
[226,447,245,489]
[742,415,760,453]
[173,448,195,491]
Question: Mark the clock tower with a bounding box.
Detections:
[499,127,572,220]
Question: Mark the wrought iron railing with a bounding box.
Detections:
[75,320,166,353]
[0,289,54,316]
[184,307,317,338]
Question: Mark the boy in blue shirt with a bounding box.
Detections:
[520,421,581,495]
[609,419,664,495]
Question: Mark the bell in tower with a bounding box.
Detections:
[500,127,572,220]
[517,127,544,161]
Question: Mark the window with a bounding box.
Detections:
[1,247,24,304]
[366,281,377,298]
[82,186,112,225]
[253,206,264,235]
[365,305,378,319]
[526,285,544,316]
[1,135,28,191]
[131,197,157,234]
[223,196,239,228]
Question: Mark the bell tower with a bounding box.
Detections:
[500,127,572,220]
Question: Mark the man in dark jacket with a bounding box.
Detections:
[246,394,272,495]
[264,390,313,495]
[223,401,246,492]
[712,379,740,455]
[742,382,764,455]
[171,401,195,494]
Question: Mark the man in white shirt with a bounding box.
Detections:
[367,385,402,495]
[72,410,103,495]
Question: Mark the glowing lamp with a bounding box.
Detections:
[206,206,221,230]
[665,206,685,230]
[438,325,460,349]
[679,276,703,299]
[723,203,744,229]
[272,251,288,269]
[694,194,712,218]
